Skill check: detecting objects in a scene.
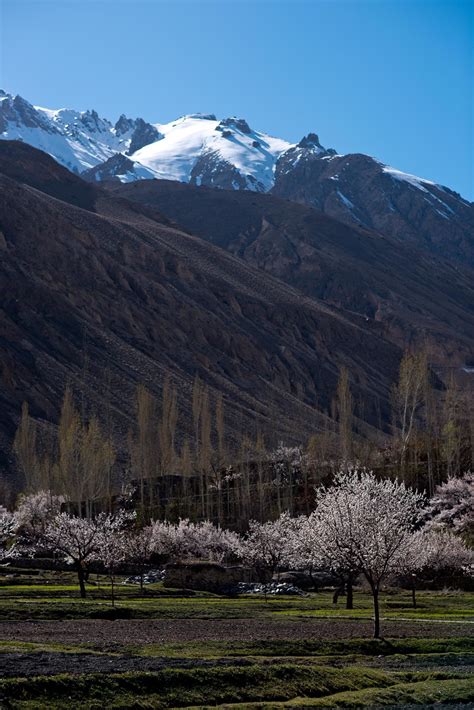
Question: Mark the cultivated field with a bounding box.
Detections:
[0,570,472,708]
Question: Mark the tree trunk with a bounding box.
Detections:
[110,574,115,607]
[77,563,87,599]
[411,578,417,609]
[346,574,354,610]
[372,586,381,638]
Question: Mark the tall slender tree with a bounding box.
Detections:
[13,402,41,491]
[135,385,157,511]
[336,367,353,463]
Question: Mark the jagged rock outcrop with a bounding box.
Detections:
[82,153,156,183]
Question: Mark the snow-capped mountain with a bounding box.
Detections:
[131,114,291,191]
[0,90,161,174]
[1,89,472,266]
[0,91,292,191]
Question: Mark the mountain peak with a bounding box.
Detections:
[218,117,252,134]
[185,112,217,120]
[79,108,111,133]
[298,132,323,149]
[114,113,134,136]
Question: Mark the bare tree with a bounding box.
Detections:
[392,351,428,476]
[199,385,213,518]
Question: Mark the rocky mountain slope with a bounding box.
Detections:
[0,141,403,475]
[108,179,474,365]
[272,142,474,266]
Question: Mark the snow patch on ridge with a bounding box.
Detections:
[337,190,355,210]
[382,166,436,193]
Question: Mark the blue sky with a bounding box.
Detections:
[1,0,473,198]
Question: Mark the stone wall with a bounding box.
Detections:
[163,561,263,592]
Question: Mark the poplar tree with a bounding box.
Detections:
[135,385,157,511]
[13,402,41,491]
[392,351,427,477]
[336,366,353,463]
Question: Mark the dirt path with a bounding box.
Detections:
[1,618,472,647]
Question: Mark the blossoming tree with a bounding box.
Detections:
[313,469,424,637]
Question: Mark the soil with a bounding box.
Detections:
[1,618,472,646]
[0,619,472,678]
[0,652,252,678]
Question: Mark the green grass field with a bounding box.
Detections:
[0,569,472,708]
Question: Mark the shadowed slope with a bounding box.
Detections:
[110,179,474,365]
[0,142,401,475]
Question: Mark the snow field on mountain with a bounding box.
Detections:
[133,115,291,189]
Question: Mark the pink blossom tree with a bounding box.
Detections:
[239,513,294,596]
[424,473,474,542]
[151,519,240,563]
[187,521,240,563]
[96,511,135,606]
[43,511,132,598]
[0,506,18,564]
[15,490,65,545]
[396,531,429,609]
[420,528,473,584]
[314,469,424,637]
[126,525,157,594]
[150,519,197,559]
[400,527,473,608]
[294,511,359,608]
[286,513,326,587]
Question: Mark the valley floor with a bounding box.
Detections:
[0,574,472,708]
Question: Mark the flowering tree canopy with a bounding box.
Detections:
[0,506,18,563]
[15,490,65,543]
[43,510,134,598]
[424,473,474,540]
[420,528,474,574]
[151,519,239,563]
[239,513,294,583]
[313,469,424,637]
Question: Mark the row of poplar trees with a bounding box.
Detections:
[12,352,474,524]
